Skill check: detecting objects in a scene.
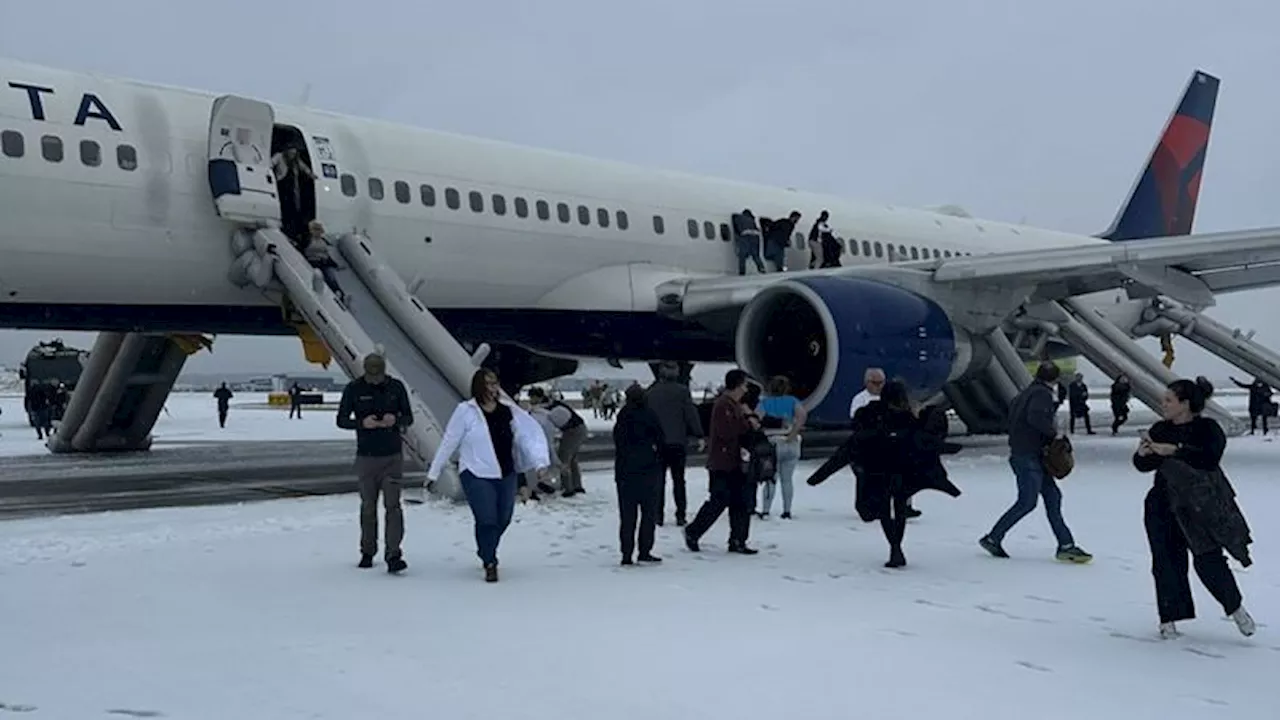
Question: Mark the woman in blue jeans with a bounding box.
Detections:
[427,369,550,582]
[757,375,807,519]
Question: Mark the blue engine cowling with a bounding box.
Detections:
[734,276,966,425]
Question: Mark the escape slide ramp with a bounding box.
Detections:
[229,227,470,501]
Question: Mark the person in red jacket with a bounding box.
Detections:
[684,369,760,555]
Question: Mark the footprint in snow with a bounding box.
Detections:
[1014,661,1052,673]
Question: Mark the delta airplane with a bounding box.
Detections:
[3,57,1280,432]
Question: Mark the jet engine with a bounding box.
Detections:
[734,276,974,424]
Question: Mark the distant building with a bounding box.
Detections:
[271,374,344,392]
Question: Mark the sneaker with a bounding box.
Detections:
[780,512,792,520]
[1055,545,1093,564]
[675,514,687,527]
[386,556,407,574]
[1159,622,1181,639]
[620,556,634,566]
[904,507,922,519]
[979,535,1009,559]
[637,554,662,563]
[1231,607,1257,637]
[358,554,374,569]
[885,546,907,569]
[484,564,499,582]
[728,544,759,555]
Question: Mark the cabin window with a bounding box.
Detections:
[653,215,666,234]
[862,240,871,257]
[719,223,731,241]
[117,144,138,171]
[910,246,919,260]
[704,221,716,240]
[536,199,550,220]
[873,241,883,258]
[394,180,411,204]
[943,250,952,258]
[899,244,908,259]
[557,203,571,223]
[847,238,857,256]
[932,248,940,259]
[79,140,101,167]
[469,191,484,213]
[340,174,357,196]
[420,184,435,206]
[616,210,629,230]
[41,135,63,163]
[686,219,698,238]
[577,205,590,226]
[595,208,609,228]
[368,177,385,201]
[445,187,460,210]
[514,197,529,218]
[1,130,23,158]
[492,194,507,216]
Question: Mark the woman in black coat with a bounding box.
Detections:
[1134,377,1256,639]
[612,384,666,566]
[808,381,961,568]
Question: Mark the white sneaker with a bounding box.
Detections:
[1231,607,1257,637]
[1159,622,1181,639]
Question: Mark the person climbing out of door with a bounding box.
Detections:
[272,143,316,244]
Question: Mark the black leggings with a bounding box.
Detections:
[880,494,910,551]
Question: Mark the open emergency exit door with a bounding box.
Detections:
[207,95,281,225]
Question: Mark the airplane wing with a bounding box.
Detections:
[916,226,1280,307]
[656,226,1280,317]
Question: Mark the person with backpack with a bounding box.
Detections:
[529,386,589,497]
[979,362,1092,564]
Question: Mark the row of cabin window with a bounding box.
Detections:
[338,173,634,230]
[331,171,974,261]
[679,216,970,260]
[0,130,139,171]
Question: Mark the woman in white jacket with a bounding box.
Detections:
[427,369,551,582]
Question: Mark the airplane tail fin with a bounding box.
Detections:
[1098,70,1219,241]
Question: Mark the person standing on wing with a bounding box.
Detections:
[980,362,1092,564]
[849,368,921,519]
[336,352,413,574]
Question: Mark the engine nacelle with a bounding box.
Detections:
[735,276,970,424]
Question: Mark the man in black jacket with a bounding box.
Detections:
[336,352,413,573]
[760,210,801,272]
[613,385,666,565]
[980,362,1092,563]
[646,361,704,526]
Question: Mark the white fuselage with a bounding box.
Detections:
[0,57,1111,354]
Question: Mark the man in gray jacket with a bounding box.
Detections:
[646,362,704,526]
[980,362,1092,563]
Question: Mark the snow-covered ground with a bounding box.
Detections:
[0,391,618,458]
[0,430,1276,718]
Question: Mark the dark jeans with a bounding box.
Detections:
[659,443,689,520]
[617,477,661,558]
[460,470,518,566]
[1111,406,1128,434]
[1249,412,1269,434]
[217,405,229,428]
[989,454,1075,548]
[736,238,765,275]
[686,469,753,547]
[357,454,405,561]
[1069,410,1092,434]
[1144,487,1242,623]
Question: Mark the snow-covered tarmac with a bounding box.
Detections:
[0,416,1276,719]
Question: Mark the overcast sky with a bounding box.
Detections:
[2,0,1279,383]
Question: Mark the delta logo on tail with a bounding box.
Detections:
[1100,70,1219,242]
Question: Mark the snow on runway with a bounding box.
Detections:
[0,432,1276,719]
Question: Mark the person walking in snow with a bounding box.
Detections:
[1110,375,1131,435]
[979,362,1092,564]
[427,369,550,583]
[214,382,233,428]
[1134,377,1256,639]
[336,353,413,574]
[612,384,666,566]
